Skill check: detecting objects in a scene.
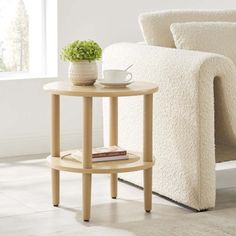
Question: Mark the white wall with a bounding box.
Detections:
[1,0,236,157]
[0,78,103,157]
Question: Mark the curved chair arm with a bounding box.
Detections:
[102,43,236,210]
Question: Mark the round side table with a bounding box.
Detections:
[44,81,158,221]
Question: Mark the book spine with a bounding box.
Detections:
[92,156,128,162]
[92,151,127,158]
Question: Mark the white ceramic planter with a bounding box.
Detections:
[68,60,98,86]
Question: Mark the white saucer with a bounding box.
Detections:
[97,79,134,88]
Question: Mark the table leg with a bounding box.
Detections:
[109,97,118,199]
[82,97,93,221]
[143,94,153,213]
[51,94,60,207]
[52,170,60,207]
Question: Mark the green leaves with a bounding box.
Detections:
[60,40,102,62]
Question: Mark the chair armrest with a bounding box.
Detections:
[103,42,236,147]
[102,43,236,210]
[103,42,234,78]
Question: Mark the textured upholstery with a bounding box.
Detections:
[139,9,236,47]
[102,10,236,210]
[170,22,236,66]
[103,43,236,210]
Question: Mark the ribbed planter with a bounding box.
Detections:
[68,61,98,86]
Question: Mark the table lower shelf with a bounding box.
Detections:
[47,151,154,174]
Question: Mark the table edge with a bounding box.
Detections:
[43,82,158,97]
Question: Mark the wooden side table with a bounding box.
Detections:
[44,81,158,221]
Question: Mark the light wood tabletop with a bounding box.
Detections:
[44,80,158,97]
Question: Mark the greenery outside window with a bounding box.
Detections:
[0,0,57,79]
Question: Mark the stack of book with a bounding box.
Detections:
[70,146,128,163]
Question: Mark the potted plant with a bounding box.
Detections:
[61,40,102,86]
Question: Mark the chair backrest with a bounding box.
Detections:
[139,9,236,48]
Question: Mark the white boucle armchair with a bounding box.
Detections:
[102,10,236,211]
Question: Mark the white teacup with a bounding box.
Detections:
[103,70,132,83]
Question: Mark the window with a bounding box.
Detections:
[0,0,57,78]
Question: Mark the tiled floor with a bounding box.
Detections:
[0,154,236,236]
